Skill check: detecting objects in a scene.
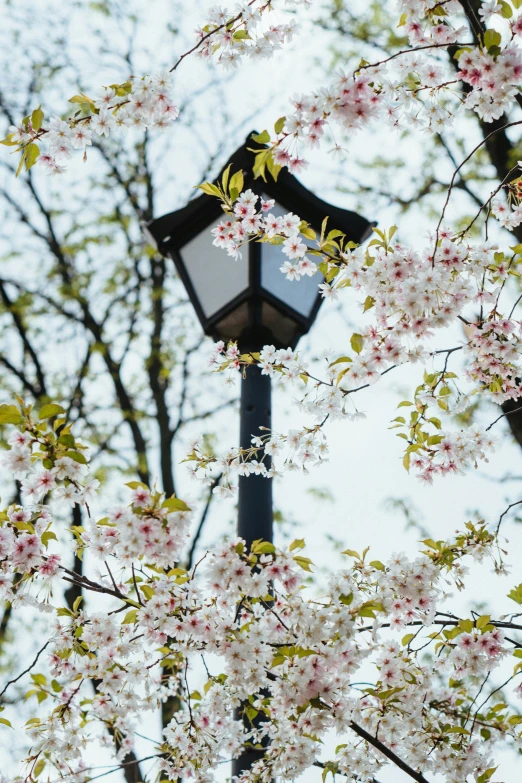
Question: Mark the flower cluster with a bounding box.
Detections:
[246,1,522,167]
[0,409,518,783]
[458,44,522,121]
[84,484,192,568]
[465,320,522,402]
[399,0,466,46]
[205,181,521,483]
[195,1,299,70]
[211,188,317,281]
[4,72,179,175]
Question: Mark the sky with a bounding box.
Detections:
[1,0,522,781]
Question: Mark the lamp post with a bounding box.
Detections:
[146,132,373,774]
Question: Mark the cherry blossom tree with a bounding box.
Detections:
[0,2,255,779]
[3,1,522,783]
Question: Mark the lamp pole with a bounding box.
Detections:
[145,132,374,780]
[233,338,273,778]
[237,364,273,548]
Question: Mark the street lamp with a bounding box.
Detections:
[147,131,373,542]
[147,134,373,775]
[146,134,373,351]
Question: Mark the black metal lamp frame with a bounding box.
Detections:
[147,132,374,350]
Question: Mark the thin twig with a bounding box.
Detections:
[0,639,50,699]
[486,406,522,432]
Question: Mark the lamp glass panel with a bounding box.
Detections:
[180,224,249,318]
[260,198,323,318]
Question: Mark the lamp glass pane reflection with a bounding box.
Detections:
[179,226,249,318]
[260,199,323,318]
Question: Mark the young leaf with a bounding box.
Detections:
[196,182,222,198]
[39,403,65,420]
[15,150,26,177]
[0,134,19,147]
[162,497,190,512]
[31,106,44,131]
[229,169,244,195]
[251,130,270,144]
[0,404,23,424]
[221,164,231,194]
[341,548,360,558]
[274,116,286,134]
[350,333,364,354]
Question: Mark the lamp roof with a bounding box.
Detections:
[147,132,375,253]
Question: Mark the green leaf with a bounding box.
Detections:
[68,93,95,107]
[508,584,522,605]
[289,538,305,552]
[251,149,269,181]
[221,164,231,194]
[484,29,502,50]
[350,333,364,354]
[341,548,360,558]
[162,497,190,513]
[244,705,258,721]
[196,182,222,198]
[73,595,83,612]
[477,768,497,783]
[369,560,385,571]
[326,229,344,242]
[251,130,270,144]
[140,584,155,600]
[402,633,415,646]
[0,718,12,728]
[126,481,149,490]
[266,150,281,181]
[293,555,313,572]
[300,225,316,241]
[41,531,58,548]
[363,295,376,312]
[232,29,250,40]
[0,134,19,147]
[15,151,26,177]
[122,609,138,625]
[229,169,244,196]
[31,106,44,131]
[444,726,470,735]
[58,433,76,447]
[31,673,47,686]
[39,403,65,420]
[64,450,88,465]
[500,0,513,17]
[251,539,276,555]
[274,116,286,134]
[33,759,45,778]
[57,607,74,617]
[0,404,23,425]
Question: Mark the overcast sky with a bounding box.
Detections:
[1,0,522,780]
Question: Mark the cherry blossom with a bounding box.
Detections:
[0,405,520,783]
